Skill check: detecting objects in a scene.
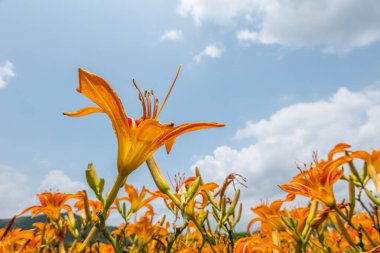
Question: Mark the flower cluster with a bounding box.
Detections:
[238,143,380,252]
[2,68,380,253]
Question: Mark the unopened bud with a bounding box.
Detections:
[185,177,201,203]
[195,167,205,185]
[220,198,226,217]
[86,163,99,193]
[221,190,240,224]
[227,189,240,216]
[235,203,243,224]
[146,157,170,194]
[349,181,356,211]
[65,212,79,238]
[98,178,105,194]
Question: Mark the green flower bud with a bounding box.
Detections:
[146,157,170,194]
[86,163,99,193]
[185,177,201,203]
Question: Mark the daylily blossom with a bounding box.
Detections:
[117,211,168,252]
[118,183,157,214]
[234,234,282,253]
[74,191,106,222]
[247,194,295,234]
[18,192,74,222]
[279,144,352,207]
[0,228,35,253]
[351,149,380,195]
[64,68,224,181]
[152,175,218,214]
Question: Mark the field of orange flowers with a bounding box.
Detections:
[1,68,380,253]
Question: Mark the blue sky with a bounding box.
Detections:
[1,0,380,227]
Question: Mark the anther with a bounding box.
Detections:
[145,91,152,119]
[133,79,147,119]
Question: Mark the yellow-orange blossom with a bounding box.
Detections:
[64,67,224,182]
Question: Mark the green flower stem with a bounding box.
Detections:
[80,174,126,253]
[301,201,318,238]
[100,223,121,253]
[333,206,365,251]
[190,216,216,253]
[68,239,78,253]
[77,226,97,253]
[104,174,127,212]
[331,212,358,250]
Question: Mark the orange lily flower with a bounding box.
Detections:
[351,211,380,250]
[247,194,295,234]
[234,234,282,253]
[0,228,35,253]
[64,67,224,181]
[73,242,115,253]
[74,191,105,222]
[118,184,157,214]
[279,162,341,207]
[18,192,74,222]
[351,149,380,195]
[152,175,218,214]
[280,206,312,245]
[33,222,56,246]
[122,211,168,251]
[279,145,351,207]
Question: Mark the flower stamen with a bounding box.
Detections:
[132,79,147,120]
[151,90,159,119]
[155,65,181,119]
[145,90,152,119]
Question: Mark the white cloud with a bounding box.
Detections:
[236,29,259,42]
[0,168,86,218]
[0,166,31,218]
[194,44,224,62]
[39,170,86,193]
[178,0,256,26]
[192,87,380,228]
[160,29,183,41]
[179,0,380,53]
[0,61,15,88]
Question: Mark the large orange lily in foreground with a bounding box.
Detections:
[64,67,224,212]
[64,67,224,180]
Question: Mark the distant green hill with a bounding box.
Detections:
[0,215,47,230]
[0,214,117,243]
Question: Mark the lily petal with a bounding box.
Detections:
[77,68,129,139]
[64,106,104,117]
[158,122,225,148]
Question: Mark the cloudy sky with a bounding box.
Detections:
[1,0,380,229]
